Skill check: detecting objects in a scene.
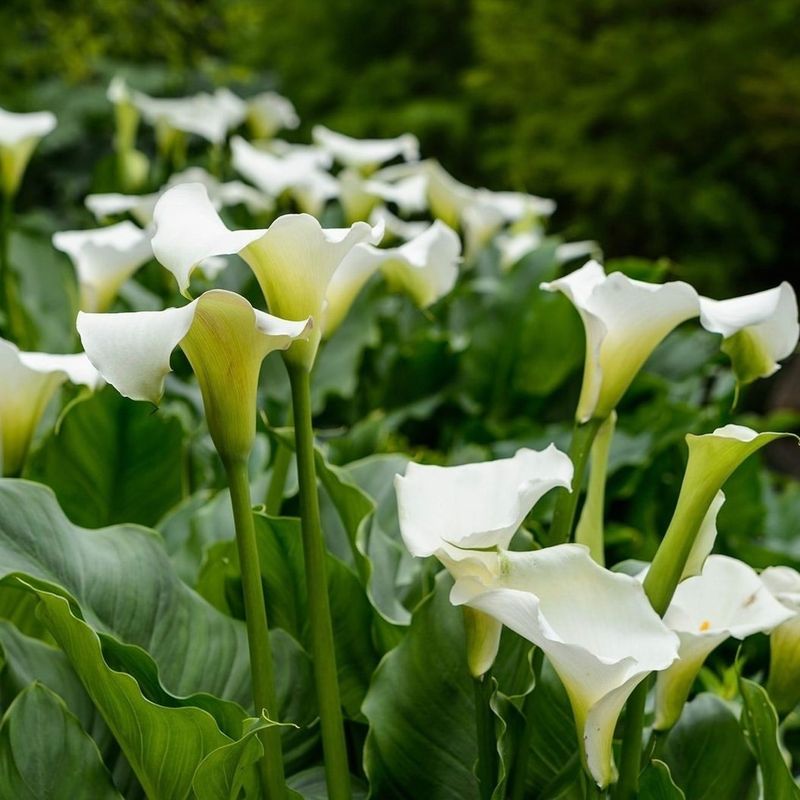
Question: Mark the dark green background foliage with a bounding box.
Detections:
[2,0,799,294]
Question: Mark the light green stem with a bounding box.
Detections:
[474,673,498,800]
[225,459,286,799]
[549,417,604,545]
[265,406,294,516]
[574,412,616,565]
[612,678,648,800]
[287,362,352,800]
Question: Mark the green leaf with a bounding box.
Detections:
[739,676,800,799]
[30,585,234,800]
[0,683,122,800]
[639,760,686,800]
[27,387,185,528]
[287,765,368,799]
[661,693,756,800]
[363,573,479,800]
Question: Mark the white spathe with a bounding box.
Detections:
[151,183,382,367]
[762,565,800,713]
[312,125,419,173]
[0,107,57,196]
[322,220,461,335]
[338,168,428,224]
[654,555,792,730]
[77,290,310,462]
[0,339,101,476]
[699,282,799,384]
[368,206,429,243]
[452,544,679,787]
[52,221,153,312]
[541,261,700,422]
[246,91,299,139]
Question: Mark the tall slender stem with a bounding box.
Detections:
[508,648,544,800]
[612,679,648,800]
[287,362,352,800]
[224,459,286,799]
[265,406,294,516]
[549,417,604,545]
[474,674,498,800]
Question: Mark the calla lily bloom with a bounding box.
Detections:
[151,183,382,367]
[133,88,246,147]
[395,446,574,676]
[338,168,428,225]
[368,206,429,243]
[230,135,337,215]
[52,221,153,312]
[0,339,102,476]
[246,91,299,139]
[762,566,800,713]
[452,545,679,787]
[322,220,460,335]
[312,125,419,173]
[0,107,57,196]
[106,77,148,191]
[654,555,792,730]
[699,282,799,385]
[77,290,310,463]
[541,261,700,422]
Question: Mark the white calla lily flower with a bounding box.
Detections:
[77,290,310,463]
[151,183,381,367]
[541,261,700,422]
[699,282,799,385]
[654,555,792,730]
[312,125,419,173]
[52,221,153,312]
[133,88,246,146]
[231,135,337,215]
[322,220,460,336]
[0,339,102,476]
[0,107,57,196]
[452,544,679,787]
[246,91,299,139]
[762,566,800,713]
[338,169,428,224]
[395,446,573,675]
[368,206,429,243]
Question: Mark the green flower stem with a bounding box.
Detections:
[550,417,604,545]
[508,648,544,800]
[224,458,286,799]
[474,673,498,800]
[287,362,352,800]
[265,407,294,516]
[574,412,616,565]
[612,678,649,800]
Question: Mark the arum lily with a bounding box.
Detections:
[246,90,300,139]
[497,229,600,273]
[338,168,428,224]
[231,135,337,215]
[0,339,101,476]
[76,289,309,464]
[542,260,700,424]
[699,282,799,385]
[0,106,57,197]
[451,544,679,787]
[654,555,792,729]
[133,88,246,147]
[312,125,419,173]
[395,446,574,676]
[369,206,429,243]
[53,221,153,312]
[762,566,800,713]
[107,77,148,191]
[151,182,382,368]
[322,220,460,336]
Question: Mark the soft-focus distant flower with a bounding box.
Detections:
[541,261,700,422]
[762,566,800,713]
[312,125,419,174]
[77,290,310,463]
[231,135,337,215]
[106,77,148,191]
[654,555,791,729]
[0,339,101,476]
[368,206,429,243]
[246,91,299,139]
[338,168,428,224]
[322,220,460,335]
[133,88,246,148]
[151,183,381,367]
[53,221,152,312]
[395,446,573,676]
[699,282,799,385]
[452,545,679,787]
[0,107,57,196]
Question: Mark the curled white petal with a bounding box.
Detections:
[312,125,419,170]
[246,91,299,139]
[0,107,57,146]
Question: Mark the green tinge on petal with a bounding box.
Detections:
[462,607,502,678]
[767,616,800,714]
[0,138,39,197]
[721,328,780,385]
